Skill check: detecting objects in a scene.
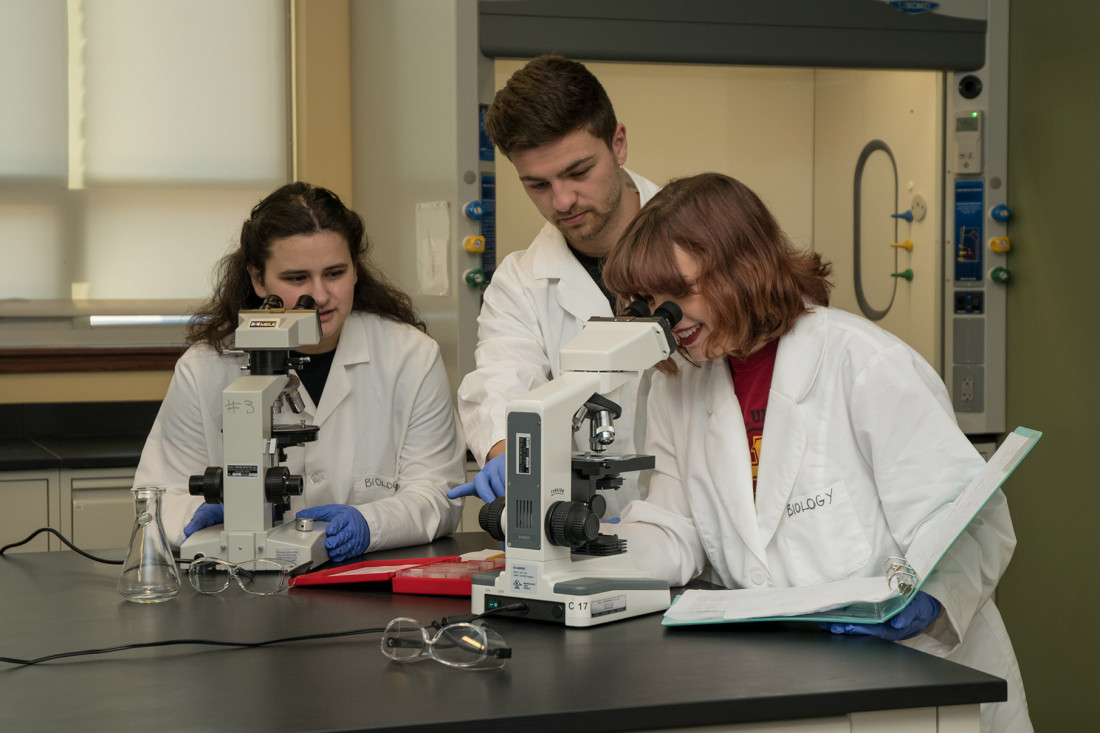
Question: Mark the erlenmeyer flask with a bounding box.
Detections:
[118,487,181,602]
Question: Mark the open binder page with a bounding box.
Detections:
[662,426,1041,626]
[905,427,1039,580]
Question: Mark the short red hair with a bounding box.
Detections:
[603,173,832,373]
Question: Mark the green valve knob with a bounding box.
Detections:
[990,267,1011,284]
[890,269,914,281]
[464,268,486,287]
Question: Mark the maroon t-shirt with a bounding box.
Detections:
[727,339,779,498]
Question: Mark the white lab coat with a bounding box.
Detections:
[616,306,1032,732]
[457,169,661,515]
[135,312,465,551]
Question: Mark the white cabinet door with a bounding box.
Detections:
[63,468,137,553]
[0,471,59,552]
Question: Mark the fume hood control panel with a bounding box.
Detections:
[955,110,983,174]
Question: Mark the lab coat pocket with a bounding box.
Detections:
[782,481,871,584]
[351,473,399,504]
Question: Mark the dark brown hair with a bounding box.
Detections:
[603,173,831,373]
[484,55,617,157]
[188,182,425,347]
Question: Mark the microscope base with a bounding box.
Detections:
[179,520,329,569]
[471,565,670,627]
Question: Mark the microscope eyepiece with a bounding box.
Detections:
[622,299,652,319]
[653,301,682,329]
[259,294,284,310]
[292,295,316,310]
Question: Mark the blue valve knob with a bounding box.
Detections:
[991,204,1012,223]
[463,201,484,221]
[891,210,914,223]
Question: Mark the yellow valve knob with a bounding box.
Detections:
[890,239,914,252]
[891,269,914,281]
[989,236,1011,253]
[463,235,486,253]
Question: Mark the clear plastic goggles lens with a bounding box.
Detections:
[380,617,509,670]
[188,558,291,595]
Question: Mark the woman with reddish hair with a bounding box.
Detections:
[603,172,1031,733]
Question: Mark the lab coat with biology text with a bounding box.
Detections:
[615,306,1031,733]
[457,168,660,516]
[134,312,465,551]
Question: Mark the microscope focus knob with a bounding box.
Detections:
[264,466,303,508]
[546,501,599,548]
[188,467,223,504]
[479,497,506,541]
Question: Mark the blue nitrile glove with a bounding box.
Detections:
[296,505,371,562]
[821,591,942,641]
[446,454,506,503]
[183,503,224,538]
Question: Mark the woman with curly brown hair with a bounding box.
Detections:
[135,182,464,561]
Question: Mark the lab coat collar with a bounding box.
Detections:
[311,312,370,425]
[531,168,660,322]
[529,224,610,322]
[754,306,827,544]
[701,361,768,565]
[699,307,828,547]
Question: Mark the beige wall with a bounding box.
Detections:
[495,61,942,366]
[492,60,816,263]
[0,371,172,404]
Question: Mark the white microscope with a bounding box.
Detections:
[471,301,682,626]
[179,295,329,568]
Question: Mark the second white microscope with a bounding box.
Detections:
[472,301,682,626]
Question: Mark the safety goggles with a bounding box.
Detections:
[188,557,296,596]
[380,617,511,670]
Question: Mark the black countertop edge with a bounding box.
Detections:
[0,401,159,472]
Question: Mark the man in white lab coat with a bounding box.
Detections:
[452,56,660,516]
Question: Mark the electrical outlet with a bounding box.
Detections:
[960,375,975,402]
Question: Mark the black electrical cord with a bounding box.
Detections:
[0,604,528,667]
[0,527,134,565]
[0,526,528,667]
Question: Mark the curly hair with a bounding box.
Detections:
[485,55,618,157]
[603,173,832,374]
[188,182,424,347]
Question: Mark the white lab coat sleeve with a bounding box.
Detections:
[613,375,709,586]
[354,344,464,551]
[848,342,1015,651]
[132,347,221,548]
[457,254,554,465]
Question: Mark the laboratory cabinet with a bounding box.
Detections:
[61,467,137,552]
[0,466,136,554]
[0,470,61,552]
[0,401,157,553]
